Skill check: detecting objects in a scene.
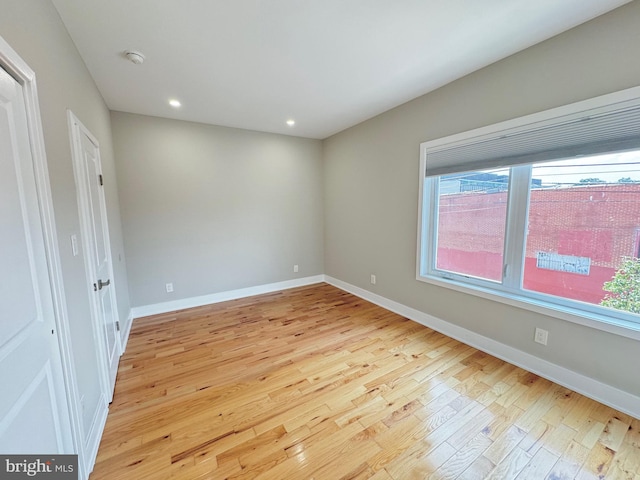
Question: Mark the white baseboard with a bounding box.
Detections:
[124,273,639,418]
[325,275,640,420]
[120,311,133,353]
[130,275,325,319]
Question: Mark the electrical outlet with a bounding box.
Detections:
[534,327,548,345]
[293,264,299,273]
[166,283,174,293]
[370,274,376,285]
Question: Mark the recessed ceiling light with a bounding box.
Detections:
[169,99,181,108]
[286,119,295,126]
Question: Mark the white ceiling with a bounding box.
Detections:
[52,0,630,139]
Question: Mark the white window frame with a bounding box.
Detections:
[417,86,640,341]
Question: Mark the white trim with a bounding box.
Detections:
[83,398,108,475]
[131,275,326,319]
[416,274,640,341]
[131,274,640,417]
[67,109,122,402]
[121,311,134,352]
[0,35,86,478]
[324,276,640,420]
[417,85,640,341]
[43,361,64,452]
[0,362,60,447]
[67,110,113,400]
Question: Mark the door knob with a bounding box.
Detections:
[98,278,111,290]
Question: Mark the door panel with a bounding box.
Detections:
[0,361,60,453]
[0,88,38,341]
[0,67,69,453]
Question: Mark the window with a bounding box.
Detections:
[434,168,510,282]
[418,87,640,333]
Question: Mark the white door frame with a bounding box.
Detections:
[0,36,87,477]
[68,110,122,399]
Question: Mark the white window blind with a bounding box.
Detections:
[425,101,640,177]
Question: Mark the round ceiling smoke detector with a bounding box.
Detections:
[124,50,145,65]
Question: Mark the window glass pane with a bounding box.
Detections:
[523,152,640,315]
[435,169,509,282]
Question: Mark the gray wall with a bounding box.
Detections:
[111,112,324,307]
[3,0,637,436]
[0,0,130,438]
[323,2,640,396]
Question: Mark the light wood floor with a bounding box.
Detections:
[90,283,639,480]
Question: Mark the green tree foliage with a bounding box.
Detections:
[601,257,640,314]
[618,177,639,183]
[578,178,606,184]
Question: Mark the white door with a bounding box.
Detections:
[0,66,73,452]
[69,113,120,397]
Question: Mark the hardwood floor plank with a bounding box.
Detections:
[515,447,558,479]
[457,454,496,480]
[428,433,493,479]
[485,447,532,479]
[576,441,616,479]
[89,284,638,480]
[385,439,456,480]
[483,424,527,465]
[546,440,590,480]
[599,416,631,452]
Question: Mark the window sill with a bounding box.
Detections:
[416,272,640,341]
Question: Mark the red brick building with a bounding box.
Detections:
[437,184,640,305]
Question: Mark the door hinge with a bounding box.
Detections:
[116,321,120,331]
[98,174,103,186]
